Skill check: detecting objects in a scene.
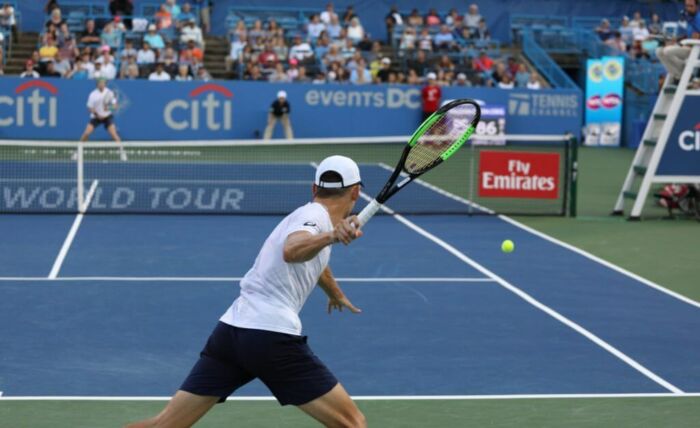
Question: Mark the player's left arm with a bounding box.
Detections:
[318,266,361,314]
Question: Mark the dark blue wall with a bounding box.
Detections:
[20,0,681,41]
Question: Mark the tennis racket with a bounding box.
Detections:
[357,99,481,226]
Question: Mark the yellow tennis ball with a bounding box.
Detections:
[501,239,515,253]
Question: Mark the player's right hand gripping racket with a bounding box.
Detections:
[357,99,481,226]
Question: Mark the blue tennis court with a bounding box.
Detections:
[1,167,699,400]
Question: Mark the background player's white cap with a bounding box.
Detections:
[315,156,362,188]
[426,72,437,80]
[277,90,287,98]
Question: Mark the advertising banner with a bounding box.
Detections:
[656,96,700,177]
[0,78,582,140]
[478,151,560,199]
[584,56,625,146]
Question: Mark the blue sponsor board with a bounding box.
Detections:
[584,56,625,146]
[0,78,581,140]
[656,96,700,177]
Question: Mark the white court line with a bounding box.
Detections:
[47,180,98,279]
[0,276,493,283]
[381,162,700,309]
[353,189,684,394]
[1,393,699,401]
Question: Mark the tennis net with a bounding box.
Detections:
[0,135,576,216]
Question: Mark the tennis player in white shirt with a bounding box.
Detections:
[127,156,367,428]
[80,78,127,161]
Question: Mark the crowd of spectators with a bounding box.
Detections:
[594,11,664,60]
[226,2,541,89]
[0,2,19,75]
[21,0,212,81]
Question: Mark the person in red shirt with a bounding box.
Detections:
[472,50,493,72]
[421,72,442,122]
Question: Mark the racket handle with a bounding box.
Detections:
[357,199,382,226]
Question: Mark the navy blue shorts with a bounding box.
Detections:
[180,322,338,406]
[89,116,114,129]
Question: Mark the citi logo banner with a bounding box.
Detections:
[678,123,700,151]
[164,84,233,131]
[0,81,58,127]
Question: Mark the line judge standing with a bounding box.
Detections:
[263,90,294,140]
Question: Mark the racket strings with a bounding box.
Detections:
[404,111,464,175]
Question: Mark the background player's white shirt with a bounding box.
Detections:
[87,88,115,119]
[221,202,333,336]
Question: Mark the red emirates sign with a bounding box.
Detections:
[478,151,560,199]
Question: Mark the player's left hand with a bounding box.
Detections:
[327,294,362,314]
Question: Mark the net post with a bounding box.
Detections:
[568,134,578,217]
[77,141,85,213]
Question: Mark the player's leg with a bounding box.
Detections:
[80,123,95,141]
[124,391,218,428]
[107,121,128,161]
[297,383,366,428]
[263,112,277,140]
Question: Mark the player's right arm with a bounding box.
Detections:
[283,216,362,263]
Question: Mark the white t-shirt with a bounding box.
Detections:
[149,71,172,81]
[87,88,116,119]
[220,202,333,336]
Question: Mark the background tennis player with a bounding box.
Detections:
[127,155,367,428]
[80,78,127,161]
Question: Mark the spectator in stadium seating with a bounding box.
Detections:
[286,57,299,80]
[404,68,418,84]
[226,33,247,71]
[181,18,204,48]
[506,57,519,76]
[155,4,173,29]
[295,65,310,82]
[249,19,266,41]
[629,40,651,60]
[312,71,327,83]
[289,35,314,63]
[185,39,204,63]
[258,41,279,74]
[56,22,72,46]
[632,21,650,43]
[120,40,137,61]
[268,62,290,82]
[91,61,106,79]
[137,41,156,66]
[81,20,101,45]
[53,52,72,76]
[231,21,247,41]
[58,28,79,61]
[472,50,493,72]
[464,4,482,31]
[605,31,627,53]
[498,74,514,89]
[0,3,17,40]
[436,54,455,73]
[119,54,136,78]
[385,5,403,44]
[98,52,118,80]
[244,63,264,81]
[20,60,40,78]
[455,72,471,86]
[175,64,192,80]
[320,3,338,25]
[165,0,181,19]
[42,61,61,78]
[399,26,417,52]
[149,62,171,80]
[407,9,423,27]
[342,5,357,25]
[514,63,530,87]
[347,17,365,44]
[46,8,65,30]
[323,44,343,70]
[125,62,140,79]
[491,62,509,84]
[630,11,645,29]
[434,25,457,51]
[350,57,371,84]
[421,72,441,120]
[425,9,441,26]
[648,14,662,36]
[272,36,289,62]
[177,3,196,28]
[445,9,462,29]
[595,19,613,42]
[162,47,179,75]
[408,49,430,76]
[471,18,490,40]
[326,15,342,39]
[417,27,433,52]
[39,36,59,64]
[192,0,210,34]
[101,23,123,50]
[77,51,94,77]
[263,90,293,140]
[376,57,392,82]
[619,17,634,48]
[340,38,356,60]
[144,24,166,50]
[527,71,542,89]
[307,14,326,40]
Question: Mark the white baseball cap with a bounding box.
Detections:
[277,90,287,98]
[315,155,362,188]
[426,72,437,80]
